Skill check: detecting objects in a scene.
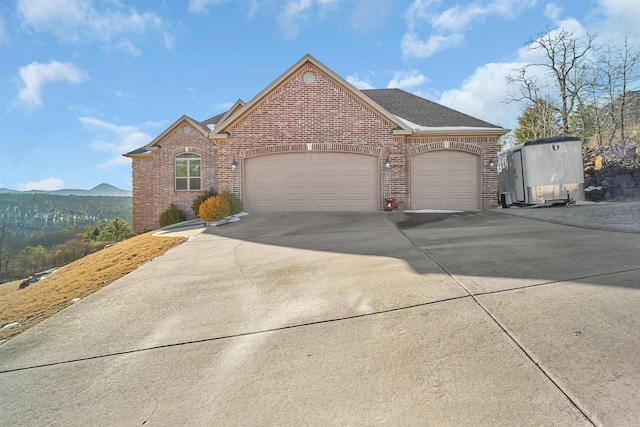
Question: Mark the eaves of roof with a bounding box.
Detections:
[397,116,509,137]
[123,147,152,158]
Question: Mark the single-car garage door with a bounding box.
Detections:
[244,152,378,211]
[411,150,480,210]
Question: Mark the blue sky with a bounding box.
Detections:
[0,0,638,191]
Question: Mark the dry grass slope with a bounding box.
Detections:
[0,232,186,342]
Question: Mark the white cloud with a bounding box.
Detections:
[79,117,153,169]
[16,177,65,191]
[544,3,562,21]
[401,33,464,58]
[277,0,313,40]
[426,0,640,133]
[346,73,375,90]
[431,0,537,32]
[16,60,86,109]
[438,62,526,128]
[591,0,640,42]
[402,0,536,58]
[188,0,230,14]
[431,3,489,32]
[387,70,428,89]
[436,19,590,130]
[114,39,142,56]
[404,0,431,32]
[163,32,176,49]
[351,0,392,31]
[17,0,173,52]
[215,101,235,111]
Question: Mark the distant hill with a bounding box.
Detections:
[0,183,132,197]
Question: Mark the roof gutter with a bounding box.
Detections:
[122,152,152,159]
[410,127,511,137]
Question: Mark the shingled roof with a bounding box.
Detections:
[199,111,226,132]
[362,88,500,129]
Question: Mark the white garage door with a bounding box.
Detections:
[411,150,480,210]
[244,152,378,211]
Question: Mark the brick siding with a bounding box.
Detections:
[130,64,499,232]
[215,65,399,208]
[131,125,217,232]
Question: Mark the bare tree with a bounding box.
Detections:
[507,28,596,135]
[576,37,640,166]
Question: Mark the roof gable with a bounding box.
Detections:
[124,115,212,158]
[145,115,209,150]
[211,54,410,137]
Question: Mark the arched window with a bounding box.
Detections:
[175,153,201,191]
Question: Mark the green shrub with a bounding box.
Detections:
[159,204,186,227]
[217,191,242,215]
[198,196,231,223]
[192,187,218,215]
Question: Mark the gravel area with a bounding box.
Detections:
[492,201,640,234]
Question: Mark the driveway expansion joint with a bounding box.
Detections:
[0,294,472,375]
[470,266,640,298]
[385,214,596,426]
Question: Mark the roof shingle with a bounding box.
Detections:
[361,88,500,129]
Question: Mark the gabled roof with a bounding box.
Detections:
[123,115,211,158]
[125,56,510,159]
[362,88,502,130]
[211,54,411,137]
[199,111,227,132]
[148,115,209,149]
[200,100,245,132]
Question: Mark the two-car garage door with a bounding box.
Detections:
[411,151,480,210]
[244,152,378,211]
[243,150,480,211]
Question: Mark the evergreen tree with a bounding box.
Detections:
[515,99,562,144]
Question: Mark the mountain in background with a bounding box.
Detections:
[0,183,132,197]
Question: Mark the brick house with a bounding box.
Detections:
[125,54,508,232]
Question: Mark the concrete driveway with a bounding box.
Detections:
[1,211,638,426]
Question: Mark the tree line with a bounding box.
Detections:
[0,194,133,283]
[0,193,131,235]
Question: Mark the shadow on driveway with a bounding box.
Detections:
[206,210,640,294]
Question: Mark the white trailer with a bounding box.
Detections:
[498,136,584,207]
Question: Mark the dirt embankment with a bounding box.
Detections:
[0,232,186,342]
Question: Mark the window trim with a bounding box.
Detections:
[175,153,201,191]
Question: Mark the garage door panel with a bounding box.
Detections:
[283,199,309,209]
[245,152,378,211]
[412,150,480,210]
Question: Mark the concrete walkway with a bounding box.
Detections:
[1,211,638,426]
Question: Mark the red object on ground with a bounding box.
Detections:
[385,198,395,212]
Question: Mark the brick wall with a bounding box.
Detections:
[130,65,500,231]
[131,156,154,232]
[131,122,217,232]
[215,65,398,209]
